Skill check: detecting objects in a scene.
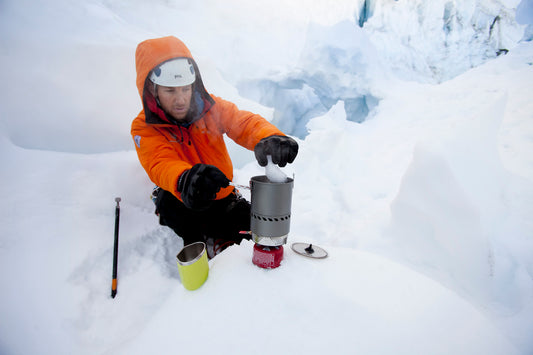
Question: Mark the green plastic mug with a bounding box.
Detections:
[176,242,209,291]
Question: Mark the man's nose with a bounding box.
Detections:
[175,92,187,104]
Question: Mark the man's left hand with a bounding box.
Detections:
[254,135,298,167]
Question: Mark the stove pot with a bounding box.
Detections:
[250,175,294,246]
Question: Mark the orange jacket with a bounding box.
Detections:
[131,36,285,202]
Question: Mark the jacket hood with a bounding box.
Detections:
[135,36,214,126]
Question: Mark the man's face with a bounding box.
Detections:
[156,84,193,121]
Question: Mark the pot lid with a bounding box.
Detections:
[291,243,328,259]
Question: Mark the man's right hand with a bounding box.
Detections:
[178,164,230,210]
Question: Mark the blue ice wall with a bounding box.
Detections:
[237,21,381,139]
[358,0,374,28]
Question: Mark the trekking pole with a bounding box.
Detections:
[111,197,121,298]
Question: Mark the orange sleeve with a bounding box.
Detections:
[212,96,285,150]
[131,112,190,198]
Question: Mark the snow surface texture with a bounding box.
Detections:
[1,0,533,354]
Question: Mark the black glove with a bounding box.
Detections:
[254,135,298,167]
[178,164,230,210]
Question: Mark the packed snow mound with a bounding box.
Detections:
[115,241,517,355]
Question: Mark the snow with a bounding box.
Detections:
[1,0,532,354]
[265,156,289,183]
[517,0,533,24]
[117,245,515,355]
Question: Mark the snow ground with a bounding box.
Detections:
[1,0,532,354]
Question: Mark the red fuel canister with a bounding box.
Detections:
[252,244,284,269]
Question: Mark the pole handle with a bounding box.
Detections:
[111,197,121,298]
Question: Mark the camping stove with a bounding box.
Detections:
[249,175,294,269]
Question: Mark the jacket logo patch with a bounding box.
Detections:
[134,135,142,148]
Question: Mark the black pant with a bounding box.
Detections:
[155,188,251,246]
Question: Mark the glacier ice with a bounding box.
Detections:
[238,20,382,139]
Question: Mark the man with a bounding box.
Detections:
[131,36,298,257]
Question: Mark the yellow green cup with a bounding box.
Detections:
[176,242,209,291]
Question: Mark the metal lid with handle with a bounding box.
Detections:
[291,243,328,259]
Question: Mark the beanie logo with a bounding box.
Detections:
[134,135,142,148]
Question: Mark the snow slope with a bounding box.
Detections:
[116,243,516,355]
[1,0,532,354]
